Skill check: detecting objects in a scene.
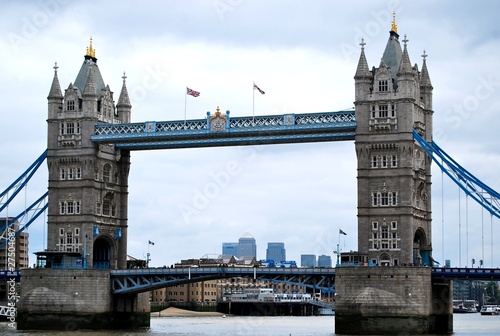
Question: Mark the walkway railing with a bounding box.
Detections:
[91,110,356,150]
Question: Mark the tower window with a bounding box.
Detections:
[379,105,388,118]
[66,122,75,134]
[381,192,389,206]
[103,164,111,182]
[381,228,389,239]
[66,100,75,111]
[372,192,378,206]
[59,201,66,214]
[371,156,378,168]
[391,105,396,117]
[381,156,388,168]
[391,155,398,168]
[67,201,74,214]
[378,80,388,92]
[372,222,378,230]
[371,105,376,118]
[391,192,398,205]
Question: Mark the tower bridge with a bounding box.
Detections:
[1,15,499,334]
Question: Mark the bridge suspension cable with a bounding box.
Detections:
[0,192,48,248]
[0,150,47,213]
[414,130,500,220]
[0,150,48,248]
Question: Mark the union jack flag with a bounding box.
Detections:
[187,87,200,97]
[253,83,265,95]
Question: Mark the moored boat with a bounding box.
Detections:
[480,305,500,315]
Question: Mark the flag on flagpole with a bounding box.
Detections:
[253,82,265,95]
[339,229,347,236]
[148,240,155,245]
[187,87,200,97]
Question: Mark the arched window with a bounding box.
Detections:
[103,164,111,182]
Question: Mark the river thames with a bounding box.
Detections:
[1,313,500,335]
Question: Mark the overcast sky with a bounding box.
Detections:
[1,0,500,269]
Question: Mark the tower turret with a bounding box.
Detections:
[354,39,372,101]
[82,64,98,117]
[117,72,132,123]
[47,62,63,120]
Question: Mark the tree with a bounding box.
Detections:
[485,281,500,304]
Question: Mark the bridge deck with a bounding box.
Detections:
[111,267,336,295]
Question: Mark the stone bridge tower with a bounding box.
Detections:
[44,39,132,270]
[354,15,434,266]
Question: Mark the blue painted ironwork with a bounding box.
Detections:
[91,110,356,150]
[0,150,47,213]
[110,266,500,295]
[414,130,500,220]
[110,267,336,295]
[431,267,500,280]
[0,192,48,248]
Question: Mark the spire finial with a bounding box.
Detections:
[391,11,398,33]
[215,106,221,116]
[53,62,58,73]
[402,34,409,46]
[360,38,366,50]
[122,71,127,82]
[85,37,96,58]
[421,50,428,61]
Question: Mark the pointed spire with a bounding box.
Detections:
[117,72,132,108]
[83,64,97,97]
[420,50,432,88]
[48,62,63,99]
[398,35,414,76]
[354,38,371,79]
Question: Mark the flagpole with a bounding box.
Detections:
[184,86,187,125]
[147,241,150,268]
[336,229,341,267]
[252,82,255,125]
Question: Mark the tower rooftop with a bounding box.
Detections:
[73,38,107,98]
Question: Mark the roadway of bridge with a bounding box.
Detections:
[3,267,499,296]
[109,266,500,295]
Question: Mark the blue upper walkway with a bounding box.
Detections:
[91,110,356,150]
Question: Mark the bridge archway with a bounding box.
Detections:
[379,253,391,266]
[93,236,114,269]
[413,228,430,266]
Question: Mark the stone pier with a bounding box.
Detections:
[335,266,452,335]
[17,269,150,330]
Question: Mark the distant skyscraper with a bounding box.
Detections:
[266,242,286,262]
[317,255,332,267]
[301,254,316,267]
[222,242,238,256]
[238,232,256,258]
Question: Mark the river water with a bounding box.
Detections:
[1,313,500,335]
